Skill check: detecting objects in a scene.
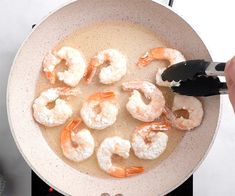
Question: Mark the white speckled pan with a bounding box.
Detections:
[7,0,220,195]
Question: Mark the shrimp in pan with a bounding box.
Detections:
[97,136,144,178]
[33,87,79,127]
[84,49,127,84]
[171,94,203,130]
[132,121,170,160]
[80,91,118,130]
[43,46,87,87]
[137,47,185,87]
[61,118,95,162]
[122,81,165,122]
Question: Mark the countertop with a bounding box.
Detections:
[0,0,235,195]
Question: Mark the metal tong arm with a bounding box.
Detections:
[205,62,225,76]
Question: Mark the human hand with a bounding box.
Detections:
[225,56,235,112]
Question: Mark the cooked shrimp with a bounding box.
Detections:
[84,49,127,84]
[80,91,118,130]
[132,121,170,160]
[122,81,165,122]
[61,118,95,162]
[33,87,79,127]
[43,46,87,87]
[137,47,185,86]
[97,136,144,178]
[172,94,203,130]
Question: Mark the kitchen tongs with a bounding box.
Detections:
[161,60,227,96]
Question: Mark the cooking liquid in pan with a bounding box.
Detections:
[35,21,186,178]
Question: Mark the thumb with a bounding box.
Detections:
[225,56,235,87]
[225,56,235,112]
[228,83,235,112]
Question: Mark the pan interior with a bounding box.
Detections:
[36,21,186,178]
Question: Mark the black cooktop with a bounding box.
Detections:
[32,171,192,196]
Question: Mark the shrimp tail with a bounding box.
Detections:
[88,91,115,101]
[125,166,144,177]
[134,121,171,135]
[137,51,154,67]
[65,118,82,131]
[163,107,176,123]
[60,118,82,144]
[45,71,56,84]
[110,166,144,178]
[122,81,141,92]
[58,87,81,96]
[85,54,105,83]
[137,48,166,67]
[152,121,172,131]
[84,61,97,83]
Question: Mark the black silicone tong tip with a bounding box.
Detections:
[161,60,209,82]
[171,76,227,96]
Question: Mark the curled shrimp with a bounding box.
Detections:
[137,47,185,86]
[33,87,79,127]
[61,118,95,162]
[43,46,87,87]
[122,81,165,122]
[84,49,127,84]
[97,136,144,178]
[132,121,170,160]
[172,94,203,130]
[80,91,118,130]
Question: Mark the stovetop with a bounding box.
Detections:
[32,171,193,196]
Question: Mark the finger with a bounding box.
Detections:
[225,56,235,87]
[228,83,235,112]
[225,60,231,86]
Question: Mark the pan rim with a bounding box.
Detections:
[6,0,221,195]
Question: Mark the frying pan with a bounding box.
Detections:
[7,0,220,195]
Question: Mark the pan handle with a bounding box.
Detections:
[168,0,174,7]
